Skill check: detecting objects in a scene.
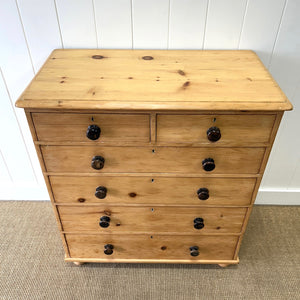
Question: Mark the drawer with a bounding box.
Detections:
[51,176,256,206]
[32,113,150,142]
[66,234,239,261]
[58,206,247,234]
[157,114,276,145]
[42,146,265,174]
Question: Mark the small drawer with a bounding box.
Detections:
[157,114,276,145]
[66,234,239,261]
[58,206,247,234]
[32,113,150,142]
[50,176,256,206]
[42,146,265,174]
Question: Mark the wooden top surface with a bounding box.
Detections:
[16,49,292,111]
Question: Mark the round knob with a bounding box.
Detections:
[91,156,105,170]
[99,216,110,228]
[104,244,114,255]
[190,246,199,257]
[86,125,101,140]
[207,126,221,142]
[194,217,205,230]
[197,188,209,200]
[202,158,215,172]
[95,186,107,199]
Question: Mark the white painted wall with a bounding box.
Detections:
[0,0,299,204]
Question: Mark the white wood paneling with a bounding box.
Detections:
[0,0,43,187]
[132,0,169,49]
[289,82,300,188]
[168,0,208,49]
[0,0,299,203]
[0,150,12,200]
[204,0,247,49]
[17,0,62,71]
[261,0,300,189]
[262,82,300,189]
[239,0,286,66]
[269,0,300,99]
[0,69,35,183]
[0,151,12,183]
[94,0,132,48]
[256,189,300,205]
[0,0,34,101]
[55,0,97,48]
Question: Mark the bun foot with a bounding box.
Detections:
[73,261,85,266]
[218,263,230,268]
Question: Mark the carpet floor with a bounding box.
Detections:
[0,201,299,300]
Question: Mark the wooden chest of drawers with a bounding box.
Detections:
[16,49,292,266]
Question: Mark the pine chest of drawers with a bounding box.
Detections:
[16,49,292,266]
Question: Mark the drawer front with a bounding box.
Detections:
[42,146,265,174]
[66,234,239,260]
[58,206,247,234]
[157,114,276,145]
[32,113,150,142]
[51,176,256,206]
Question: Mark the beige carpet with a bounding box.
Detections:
[0,201,299,300]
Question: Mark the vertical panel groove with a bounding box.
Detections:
[0,150,13,182]
[53,0,64,48]
[91,0,99,48]
[130,0,134,49]
[0,67,38,183]
[237,0,249,49]
[167,0,171,49]
[94,0,132,49]
[202,0,210,49]
[267,0,288,69]
[15,0,35,74]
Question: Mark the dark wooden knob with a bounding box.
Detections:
[99,216,110,228]
[202,158,215,172]
[197,188,209,200]
[95,186,107,199]
[86,124,101,140]
[194,217,205,230]
[91,156,105,170]
[104,244,114,255]
[207,126,221,142]
[190,246,199,257]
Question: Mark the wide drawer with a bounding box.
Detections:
[42,146,265,174]
[157,114,276,145]
[32,113,150,142]
[51,176,256,206]
[58,206,247,234]
[66,234,239,260]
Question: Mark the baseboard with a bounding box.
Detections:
[0,183,49,201]
[255,189,300,205]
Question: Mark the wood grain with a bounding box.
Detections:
[46,172,261,178]
[50,176,256,206]
[157,114,276,145]
[233,112,284,259]
[15,50,292,111]
[41,146,265,174]
[58,206,247,234]
[32,113,150,142]
[24,112,70,256]
[65,257,240,265]
[15,50,292,265]
[66,234,239,260]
